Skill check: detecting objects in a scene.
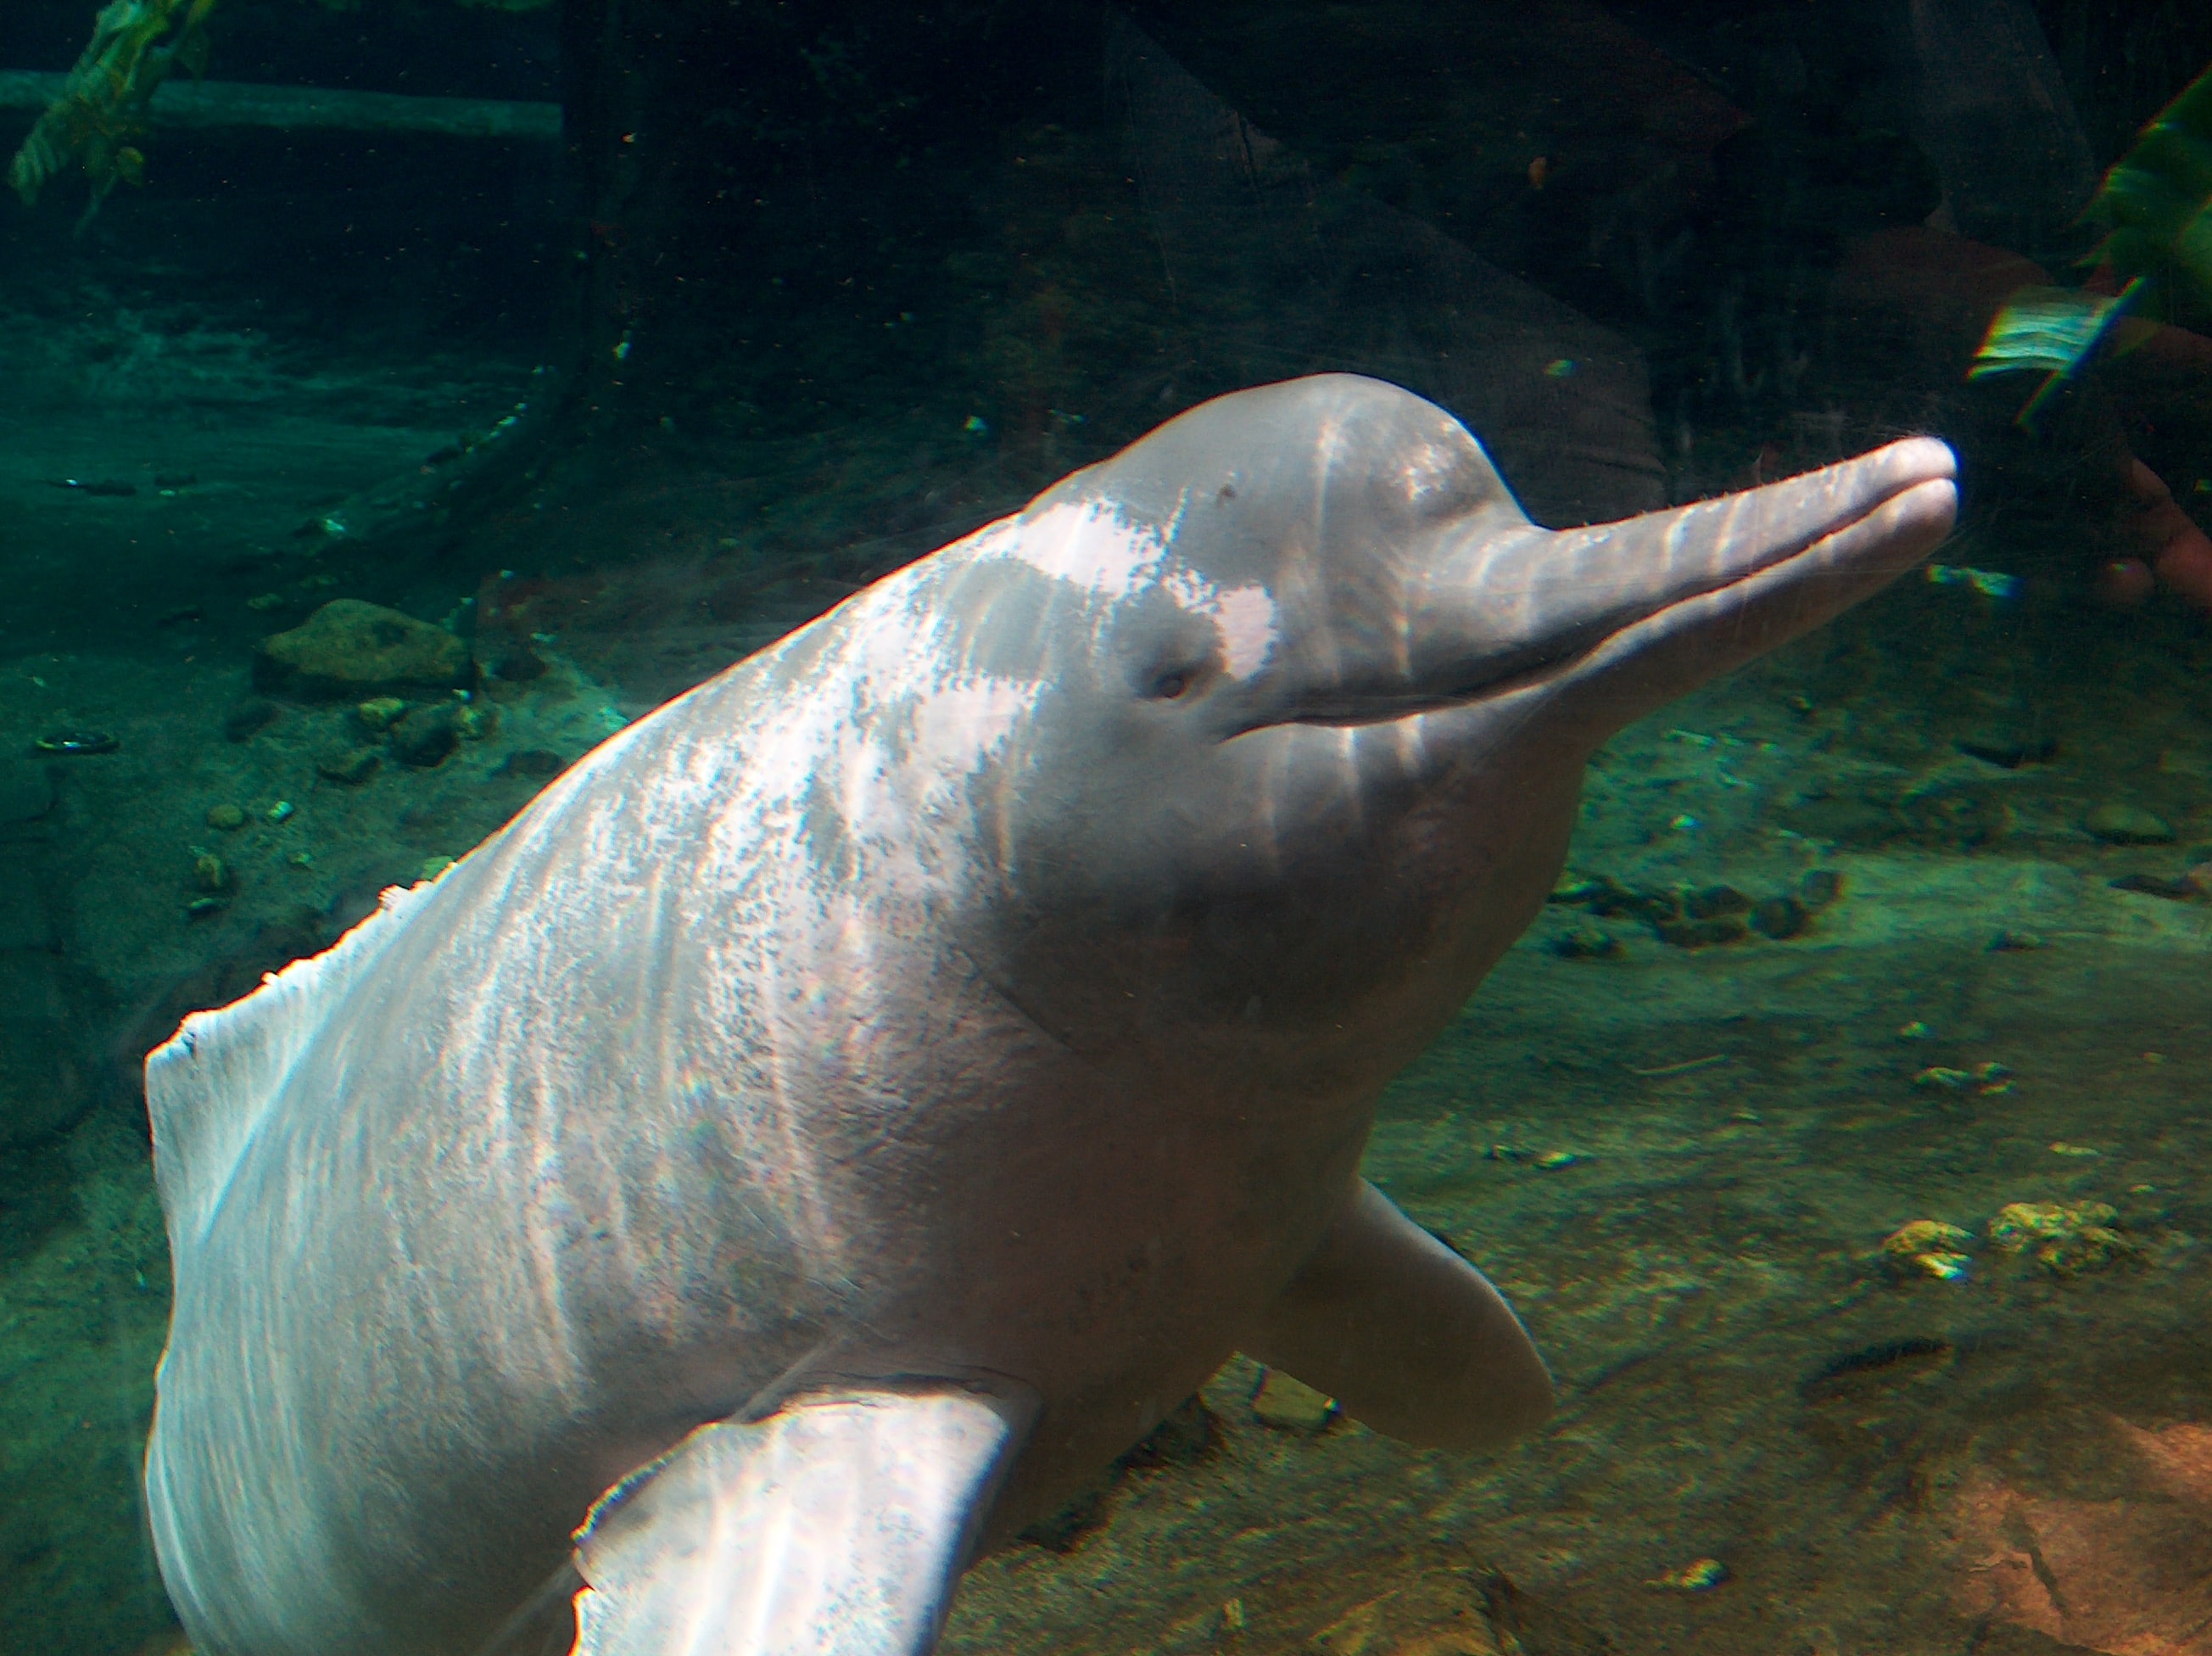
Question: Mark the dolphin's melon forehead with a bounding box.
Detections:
[1065,373,1514,548]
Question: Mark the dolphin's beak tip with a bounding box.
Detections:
[1888,434,1959,484]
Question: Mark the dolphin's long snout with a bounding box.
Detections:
[1549,437,1957,730]
[1550,436,1957,618]
[1416,437,1958,732]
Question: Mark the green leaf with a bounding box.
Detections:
[1969,282,2137,378]
[2086,59,2212,304]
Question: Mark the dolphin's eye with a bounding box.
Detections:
[1150,671,1191,700]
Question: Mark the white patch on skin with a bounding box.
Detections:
[1165,568,1280,680]
[1211,585,1279,679]
[910,680,1032,779]
[997,499,1167,599]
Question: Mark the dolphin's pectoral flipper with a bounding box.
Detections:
[572,1383,1041,1656]
[1245,1180,1554,1452]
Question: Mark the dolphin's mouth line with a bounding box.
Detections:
[1248,640,1596,733]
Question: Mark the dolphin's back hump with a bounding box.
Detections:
[144,879,433,1268]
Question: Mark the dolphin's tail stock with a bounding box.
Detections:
[571,1385,1041,1656]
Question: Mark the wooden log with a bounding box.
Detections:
[0,70,559,140]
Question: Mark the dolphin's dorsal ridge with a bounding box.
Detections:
[573,1386,1039,1656]
[144,881,434,1262]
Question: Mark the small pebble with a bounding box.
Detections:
[316,748,381,786]
[1251,1370,1337,1432]
[1550,925,1618,959]
[2109,872,2197,900]
[1798,868,1844,909]
[1882,1219,1975,1281]
[204,803,247,831]
[1750,895,1810,939]
[1655,914,1748,949]
[500,748,569,780]
[1646,1558,1729,1592]
[1684,885,1750,920]
[1957,732,2058,769]
[192,853,231,893]
[354,697,408,733]
[1533,1150,1582,1170]
[1989,930,2044,952]
[2085,802,2174,845]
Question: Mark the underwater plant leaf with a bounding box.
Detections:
[2086,59,2212,304]
[8,0,219,209]
[1969,278,2143,432]
[1969,284,2134,378]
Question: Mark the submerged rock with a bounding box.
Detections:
[1899,783,2014,848]
[1751,895,1812,939]
[1882,1218,1975,1280]
[1798,868,1845,908]
[389,705,462,769]
[223,697,282,741]
[1550,924,1619,959]
[1252,1369,1338,1432]
[1989,1200,2137,1277]
[354,697,409,733]
[315,747,381,786]
[1957,730,2058,769]
[1654,913,1749,948]
[254,600,471,700]
[2085,802,2174,845]
[1684,884,1751,920]
[499,748,569,780]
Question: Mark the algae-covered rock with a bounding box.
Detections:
[354,696,409,733]
[1989,1200,2137,1276]
[254,600,470,700]
[1882,1218,1975,1280]
[2085,802,2174,844]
